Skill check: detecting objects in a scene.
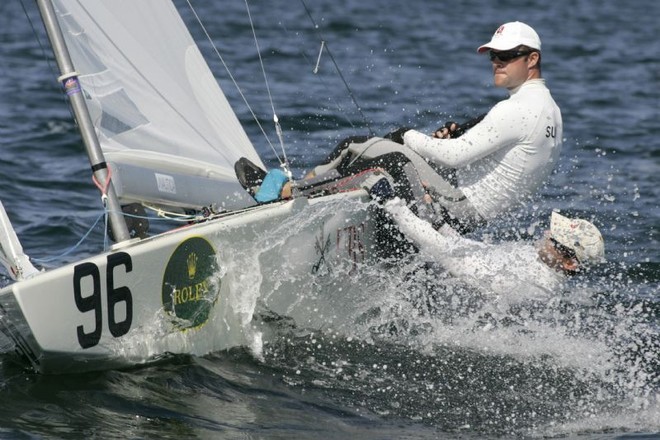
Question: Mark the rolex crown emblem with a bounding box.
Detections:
[187,252,197,279]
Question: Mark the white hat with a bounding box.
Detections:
[477,21,541,53]
[550,212,605,264]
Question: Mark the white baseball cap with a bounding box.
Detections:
[477,21,542,53]
[550,212,605,264]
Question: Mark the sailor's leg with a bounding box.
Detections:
[342,152,420,203]
[338,138,485,233]
[308,135,370,178]
[324,135,371,164]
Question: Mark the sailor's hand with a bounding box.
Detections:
[432,121,460,139]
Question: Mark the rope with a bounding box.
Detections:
[331,168,382,192]
[90,168,114,247]
[28,205,206,265]
[91,166,112,206]
[141,203,204,222]
[31,212,106,264]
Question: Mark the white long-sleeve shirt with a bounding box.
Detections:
[385,199,564,299]
[403,79,562,220]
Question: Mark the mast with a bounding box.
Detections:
[36,0,131,243]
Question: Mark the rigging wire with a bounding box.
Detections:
[243,0,291,178]
[18,0,51,73]
[277,21,358,130]
[18,0,77,122]
[184,0,285,167]
[299,0,375,137]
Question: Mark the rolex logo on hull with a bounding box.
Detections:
[162,237,220,330]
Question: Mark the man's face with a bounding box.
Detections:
[489,48,539,89]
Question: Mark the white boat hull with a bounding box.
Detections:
[0,190,385,373]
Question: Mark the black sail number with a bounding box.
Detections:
[73,252,133,349]
[107,252,133,337]
[73,262,102,349]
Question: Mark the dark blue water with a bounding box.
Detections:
[1,0,658,438]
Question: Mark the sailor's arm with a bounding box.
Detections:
[384,198,490,281]
[384,199,459,252]
[402,104,518,168]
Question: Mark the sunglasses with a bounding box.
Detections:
[488,49,533,62]
[550,237,578,261]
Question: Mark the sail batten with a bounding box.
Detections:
[53,0,263,210]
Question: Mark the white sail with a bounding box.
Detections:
[52,0,264,210]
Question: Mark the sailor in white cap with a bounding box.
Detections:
[537,212,606,273]
[397,21,563,233]
[287,21,564,234]
[380,194,605,296]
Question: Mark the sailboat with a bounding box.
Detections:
[0,0,387,373]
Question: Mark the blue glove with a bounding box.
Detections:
[254,169,289,203]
